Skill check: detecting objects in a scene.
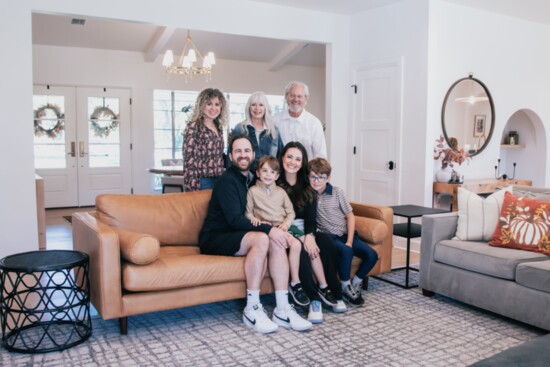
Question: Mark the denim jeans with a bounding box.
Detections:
[330,231,379,281]
[200,177,219,190]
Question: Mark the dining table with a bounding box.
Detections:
[147,166,184,176]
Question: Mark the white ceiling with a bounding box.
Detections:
[249,0,404,15]
[32,0,550,70]
[31,13,327,69]
[252,0,550,25]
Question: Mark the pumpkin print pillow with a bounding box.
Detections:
[489,192,550,254]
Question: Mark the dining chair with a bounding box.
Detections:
[160,159,184,193]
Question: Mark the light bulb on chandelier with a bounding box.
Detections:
[162,29,216,81]
[455,73,489,104]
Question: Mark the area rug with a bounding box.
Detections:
[1,279,544,366]
[373,267,419,288]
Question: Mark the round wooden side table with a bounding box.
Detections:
[0,250,91,353]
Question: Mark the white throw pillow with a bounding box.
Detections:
[453,186,513,241]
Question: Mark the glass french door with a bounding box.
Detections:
[33,86,132,208]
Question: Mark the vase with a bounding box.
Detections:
[452,166,462,183]
[436,166,453,183]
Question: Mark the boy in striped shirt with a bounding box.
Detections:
[308,158,379,306]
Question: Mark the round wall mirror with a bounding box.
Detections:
[441,75,495,156]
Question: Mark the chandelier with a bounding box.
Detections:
[455,74,488,104]
[162,29,216,81]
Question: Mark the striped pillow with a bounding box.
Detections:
[453,186,512,241]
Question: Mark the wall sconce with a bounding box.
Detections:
[495,159,516,180]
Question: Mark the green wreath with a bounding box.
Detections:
[90,106,120,138]
[34,103,65,139]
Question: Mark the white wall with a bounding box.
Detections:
[0,0,350,258]
[428,0,550,190]
[0,3,37,259]
[33,45,325,195]
[350,0,430,205]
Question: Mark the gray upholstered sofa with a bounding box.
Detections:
[419,186,550,331]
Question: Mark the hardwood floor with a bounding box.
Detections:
[392,246,420,269]
[45,207,92,250]
[45,208,419,269]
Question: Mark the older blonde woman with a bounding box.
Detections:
[231,91,284,171]
[183,88,228,191]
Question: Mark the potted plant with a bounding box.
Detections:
[433,135,471,182]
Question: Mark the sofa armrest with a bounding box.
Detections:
[350,202,393,274]
[419,212,458,290]
[72,212,123,320]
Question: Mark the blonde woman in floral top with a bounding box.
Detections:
[183,88,228,191]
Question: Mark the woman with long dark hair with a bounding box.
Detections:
[278,142,345,323]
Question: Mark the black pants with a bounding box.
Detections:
[298,232,342,302]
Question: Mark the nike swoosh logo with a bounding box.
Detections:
[244,314,256,325]
[274,314,290,323]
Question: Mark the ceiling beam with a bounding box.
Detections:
[269,41,308,71]
[144,26,176,63]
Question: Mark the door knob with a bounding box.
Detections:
[387,161,395,170]
[67,141,76,157]
[79,141,88,157]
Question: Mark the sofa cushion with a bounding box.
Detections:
[454,186,512,241]
[96,191,211,246]
[513,185,550,202]
[122,246,267,291]
[355,217,388,244]
[516,260,550,293]
[434,239,548,280]
[115,228,160,265]
[489,192,550,255]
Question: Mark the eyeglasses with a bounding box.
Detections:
[286,93,305,99]
[309,175,328,182]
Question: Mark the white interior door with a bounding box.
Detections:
[33,86,78,208]
[76,87,132,206]
[33,86,132,208]
[351,60,401,206]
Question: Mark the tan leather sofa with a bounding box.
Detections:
[72,190,393,334]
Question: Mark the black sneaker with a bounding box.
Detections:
[289,283,310,307]
[342,284,364,306]
[317,287,337,307]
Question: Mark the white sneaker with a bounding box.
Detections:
[307,300,323,324]
[333,300,347,313]
[272,304,312,331]
[352,279,364,294]
[243,304,278,334]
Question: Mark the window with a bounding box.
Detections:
[153,90,197,166]
[153,90,285,167]
[33,94,67,169]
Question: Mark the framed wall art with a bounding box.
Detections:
[474,114,486,137]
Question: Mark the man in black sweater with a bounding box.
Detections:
[199,135,311,334]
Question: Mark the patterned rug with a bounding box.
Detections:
[1,279,545,366]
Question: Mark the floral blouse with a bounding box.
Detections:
[183,121,225,191]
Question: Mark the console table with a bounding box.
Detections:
[433,178,532,211]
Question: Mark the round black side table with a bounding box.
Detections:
[0,250,91,353]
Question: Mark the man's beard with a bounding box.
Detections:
[288,104,303,114]
[233,157,251,172]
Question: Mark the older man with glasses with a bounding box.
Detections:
[274,81,327,160]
